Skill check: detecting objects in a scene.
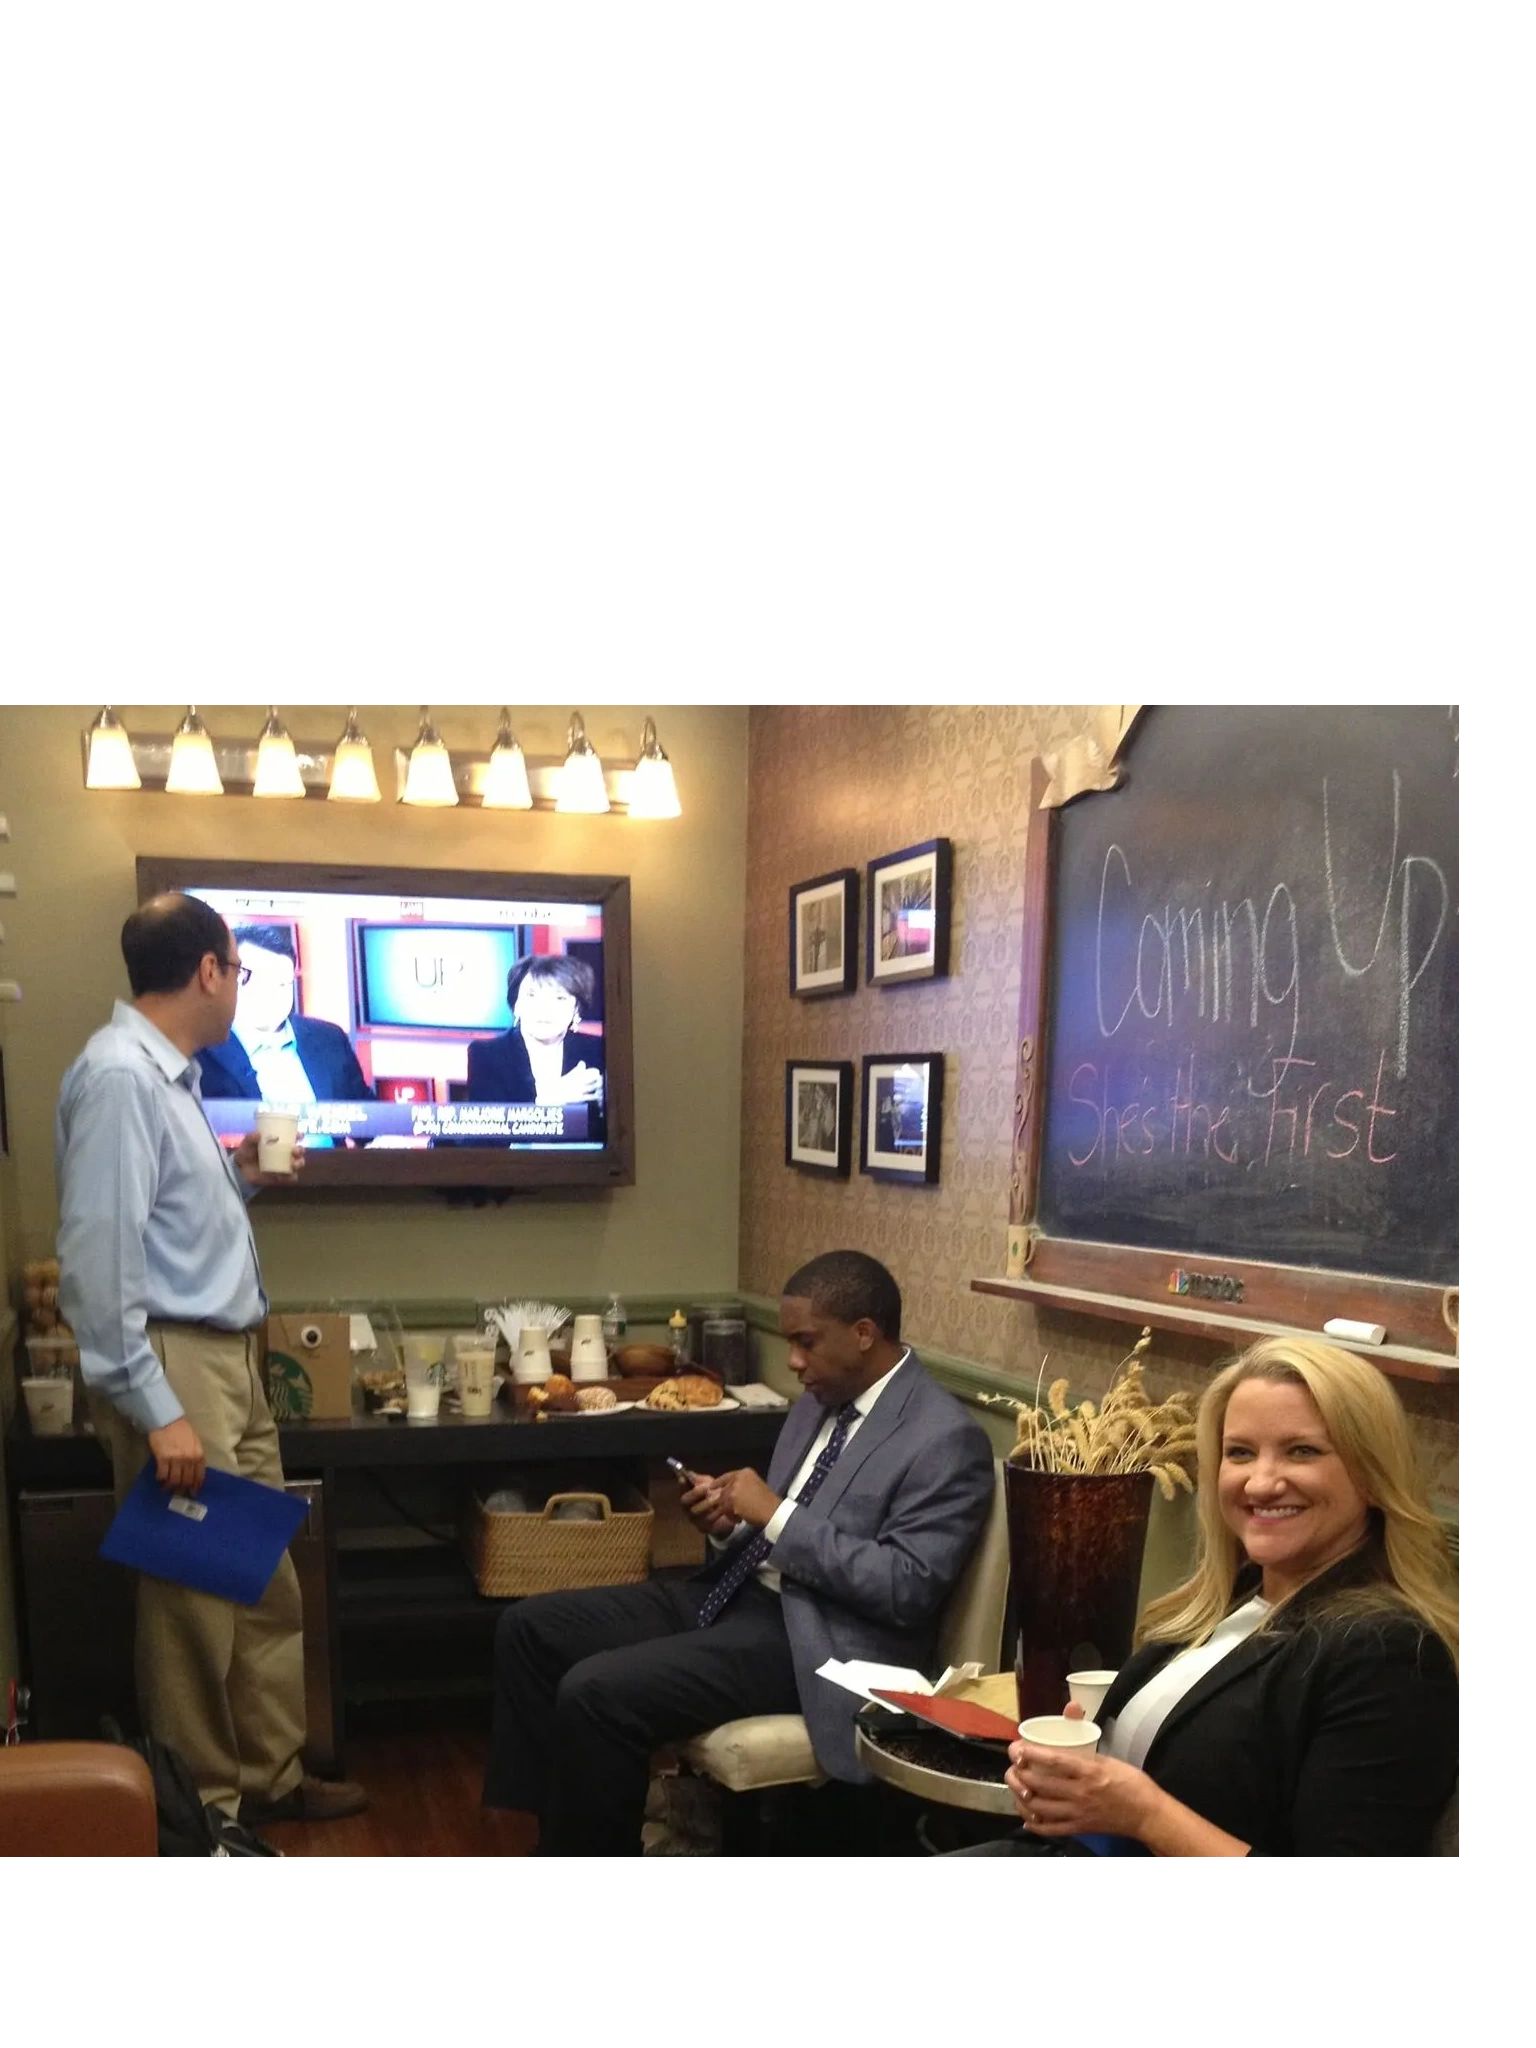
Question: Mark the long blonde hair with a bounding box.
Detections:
[1136,1336,1457,1665]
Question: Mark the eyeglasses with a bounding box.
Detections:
[217,958,253,986]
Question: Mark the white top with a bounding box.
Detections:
[525,1034,566,1101]
[1104,1595,1272,1770]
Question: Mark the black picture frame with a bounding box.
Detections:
[789,868,859,999]
[866,838,952,986]
[859,1053,944,1185]
[785,1059,855,1177]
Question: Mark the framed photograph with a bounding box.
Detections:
[867,838,952,986]
[789,868,859,998]
[860,1053,944,1185]
[785,1060,855,1177]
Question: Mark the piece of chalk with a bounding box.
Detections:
[1323,1318,1387,1346]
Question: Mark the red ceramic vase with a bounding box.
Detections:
[1004,1464,1155,1722]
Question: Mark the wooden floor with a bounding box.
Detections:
[262,1701,537,1857]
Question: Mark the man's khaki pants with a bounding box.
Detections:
[90,1324,306,1819]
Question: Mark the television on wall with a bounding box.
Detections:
[135,857,635,1193]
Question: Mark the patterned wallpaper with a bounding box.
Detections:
[737,705,1458,1510]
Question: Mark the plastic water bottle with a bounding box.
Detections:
[602,1294,627,1346]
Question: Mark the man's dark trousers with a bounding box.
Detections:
[485,1575,801,1854]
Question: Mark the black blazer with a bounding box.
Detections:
[1098,1552,1457,1856]
[198,1017,373,1101]
[465,1028,605,1128]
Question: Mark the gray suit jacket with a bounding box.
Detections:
[748,1353,994,1782]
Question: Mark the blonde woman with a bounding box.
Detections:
[971,1337,1457,1856]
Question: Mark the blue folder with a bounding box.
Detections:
[100,1461,309,1606]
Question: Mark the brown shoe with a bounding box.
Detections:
[241,1775,369,1825]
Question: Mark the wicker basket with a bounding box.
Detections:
[462,1487,654,1598]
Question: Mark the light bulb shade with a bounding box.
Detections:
[556,715,610,813]
[557,749,610,813]
[628,752,681,819]
[84,709,141,790]
[482,740,533,810]
[402,717,460,806]
[165,711,224,796]
[328,736,381,802]
[252,717,306,798]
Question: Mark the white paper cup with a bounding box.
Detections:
[1017,1714,1102,1753]
[22,1377,74,1436]
[406,1381,442,1420]
[569,1331,609,1382]
[255,1108,300,1175]
[1066,1670,1118,1721]
[513,1326,552,1384]
[457,1346,497,1417]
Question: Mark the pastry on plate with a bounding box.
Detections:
[644,1374,723,1411]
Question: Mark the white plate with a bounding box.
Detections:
[574,1399,638,1415]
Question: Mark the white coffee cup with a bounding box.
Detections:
[513,1326,553,1384]
[457,1344,498,1417]
[569,1314,608,1383]
[255,1107,300,1175]
[22,1377,74,1437]
[1017,1714,1102,1753]
[406,1381,442,1420]
[1066,1670,1118,1722]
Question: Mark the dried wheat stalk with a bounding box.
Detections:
[978,1327,1197,1487]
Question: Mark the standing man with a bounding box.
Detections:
[483,1249,994,1853]
[56,893,366,1844]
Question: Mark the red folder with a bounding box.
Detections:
[871,1690,1019,1742]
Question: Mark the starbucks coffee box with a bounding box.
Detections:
[264,1313,353,1421]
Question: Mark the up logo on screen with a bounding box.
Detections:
[411,952,466,990]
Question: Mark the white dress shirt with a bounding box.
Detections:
[736,1347,910,1596]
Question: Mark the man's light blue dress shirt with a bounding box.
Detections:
[56,1002,267,1434]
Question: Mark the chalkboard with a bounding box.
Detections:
[1035,706,1458,1287]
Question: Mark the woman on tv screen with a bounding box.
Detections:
[466,954,605,1137]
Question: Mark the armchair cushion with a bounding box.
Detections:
[679,1714,826,1793]
[0,1741,159,1856]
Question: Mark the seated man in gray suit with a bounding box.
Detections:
[483,1249,994,1853]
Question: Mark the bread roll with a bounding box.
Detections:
[575,1385,618,1411]
[613,1343,676,1375]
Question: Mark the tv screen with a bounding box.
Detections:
[135,858,634,1192]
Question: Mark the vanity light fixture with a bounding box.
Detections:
[328,708,382,802]
[555,711,610,814]
[79,706,682,815]
[83,707,142,790]
[627,716,682,819]
[400,708,460,807]
[480,709,534,810]
[252,707,307,798]
[164,707,224,796]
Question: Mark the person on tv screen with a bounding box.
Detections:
[466,954,605,1132]
[197,925,374,1130]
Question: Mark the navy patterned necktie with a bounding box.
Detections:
[695,1401,860,1627]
